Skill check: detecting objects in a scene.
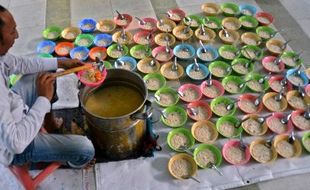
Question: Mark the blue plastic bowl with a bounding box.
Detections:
[94,33,113,48]
[79,18,97,33]
[69,46,89,61]
[36,40,56,54]
[196,45,219,62]
[286,68,309,87]
[115,56,137,71]
[173,43,195,60]
[186,62,209,80]
[239,4,257,16]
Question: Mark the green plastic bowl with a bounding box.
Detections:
[208,61,232,78]
[183,15,203,28]
[161,105,188,128]
[280,51,303,68]
[154,87,179,107]
[102,61,113,69]
[302,131,310,153]
[222,75,246,94]
[203,16,222,30]
[220,2,240,16]
[167,127,195,151]
[245,72,269,92]
[240,45,263,60]
[210,96,237,117]
[42,26,62,41]
[130,44,152,60]
[74,34,94,48]
[38,53,53,58]
[256,26,275,41]
[218,45,239,61]
[239,15,258,30]
[143,73,166,91]
[193,144,223,168]
[107,43,129,59]
[231,58,254,75]
[216,115,243,138]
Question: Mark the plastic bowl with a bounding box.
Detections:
[178,83,202,103]
[106,43,129,59]
[286,90,310,111]
[280,51,303,68]
[154,87,179,107]
[231,58,254,75]
[161,106,187,128]
[61,26,81,41]
[160,61,184,80]
[36,40,56,54]
[291,110,310,131]
[74,34,94,48]
[262,56,285,73]
[196,45,219,62]
[203,16,222,30]
[201,3,221,16]
[200,79,225,99]
[186,100,212,121]
[89,46,107,61]
[112,30,133,45]
[38,53,53,58]
[114,56,137,71]
[237,93,263,114]
[143,73,166,91]
[266,112,294,134]
[113,13,133,28]
[172,25,194,41]
[239,15,258,30]
[186,63,209,81]
[240,45,263,60]
[130,44,152,60]
[191,121,218,143]
[241,32,262,46]
[166,8,186,22]
[268,75,293,93]
[222,140,251,165]
[96,19,116,33]
[42,26,62,41]
[55,42,74,57]
[154,32,176,47]
[263,92,288,112]
[266,39,286,55]
[101,61,113,69]
[133,30,155,45]
[156,18,176,33]
[306,84,310,96]
[302,132,310,152]
[220,2,240,16]
[137,57,160,74]
[152,46,174,62]
[194,27,216,43]
[173,43,195,60]
[69,46,89,61]
[94,33,113,48]
[218,29,240,44]
[211,96,237,117]
[255,11,274,26]
[256,26,275,41]
[216,115,243,138]
[249,139,277,163]
[239,4,257,16]
[137,17,157,31]
[208,61,231,78]
[245,72,269,92]
[182,15,203,28]
[77,65,107,87]
[167,127,195,151]
[222,17,241,31]
[222,75,246,94]
[306,68,310,80]
[168,153,198,180]
[241,114,268,136]
[193,144,222,168]
[273,134,302,158]
[218,45,238,60]
[286,68,309,87]
[79,18,96,33]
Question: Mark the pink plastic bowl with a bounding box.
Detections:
[222,140,251,165]
[200,79,225,99]
[178,83,202,103]
[167,8,186,22]
[268,75,293,93]
[291,110,308,130]
[151,46,174,62]
[237,93,263,114]
[77,65,107,87]
[133,30,155,45]
[266,112,294,134]
[138,17,157,31]
[256,11,274,26]
[262,56,285,73]
[114,13,133,28]
[186,100,212,121]
[306,84,310,97]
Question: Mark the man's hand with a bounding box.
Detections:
[57,58,83,70]
[36,73,56,101]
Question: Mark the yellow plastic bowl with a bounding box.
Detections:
[154,33,176,47]
[61,27,81,41]
[266,39,286,55]
[112,30,133,45]
[137,57,161,74]
[156,18,176,33]
[241,114,268,136]
[201,3,221,16]
[96,19,116,33]
[262,92,288,112]
[160,61,184,80]
[250,139,278,163]
[273,134,302,158]
[286,90,310,111]
[241,32,262,46]
[218,29,240,44]
[172,25,193,41]
[194,27,216,43]
[168,153,198,180]
[222,17,242,31]
[191,120,218,143]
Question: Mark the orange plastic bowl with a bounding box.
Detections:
[55,42,74,57]
[89,46,107,61]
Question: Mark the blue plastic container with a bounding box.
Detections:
[196,45,219,62]
[94,33,113,47]
[79,18,97,33]
[286,68,309,87]
[173,43,195,60]
[114,56,137,71]
[186,62,209,80]
[69,46,89,61]
[36,40,56,54]
[239,4,257,16]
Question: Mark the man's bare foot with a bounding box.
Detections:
[84,158,96,170]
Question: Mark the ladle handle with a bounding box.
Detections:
[53,64,93,77]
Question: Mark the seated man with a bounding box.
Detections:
[0,5,95,169]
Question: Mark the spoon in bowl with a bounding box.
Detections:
[226,99,239,111]
[254,92,265,106]
[304,105,310,120]
[199,40,207,53]
[172,57,178,71]
[199,24,206,35]
[135,17,146,25]
[239,133,247,151]
[258,72,272,84]
[115,10,125,20]
[206,73,212,86]
[288,131,296,144]
[193,58,200,72]
[221,26,230,38]
[238,79,251,89]
[149,53,158,67]
[281,40,291,50]
[280,112,291,124]
[207,162,224,176]
[274,86,285,101]
[264,134,275,148]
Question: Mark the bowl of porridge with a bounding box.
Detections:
[137,57,161,74]
[178,83,202,103]
[286,68,309,87]
[107,43,129,59]
[245,73,269,92]
[112,30,133,45]
[216,115,243,138]
[280,51,303,68]
[89,46,107,61]
[114,56,137,71]
[268,75,293,93]
[133,30,155,46]
[255,11,274,26]
[173,43,195,60]
[218,45,239,60]
[201,3,221,16]
[222,17,241,31]
[306,84,310,96]
[193,144,222,168]
[239,15,258,30]
[38,53,53,58]
[137,17,157,31]
[61,27,81,41]
[263,92,288,112]
[167,127,195,151]
[250,139,277,163]
[152,46,174,62]
[266,112,293,134]
[241,114,268,136]
[238,93,263,114]
[42,26,62,41]
[74,34,94,48]
[186,100,212,121]
[186,62,209,81]
[240,45,263,60]
[222,75,246,94]
[302,132,310,153]
[220,2,240,17]
[161,105,188,128]
[101,61,113,69]
[194,26,216,43]
[69,46,89,61]
[196,45,219,62]
[262,56,285,73]
[94,33,113,48]
[168,153,198,180]
[154,32,176,47]
[218,29,240,44]
[130,44,152,60]
[203,16,222,30]
[286,90,310,111]
[208,61,232,78]
[156,18,176,33]
[266,39,286,55]
[239,4,257,16]
[231,58,254,75]
[77,65,107,87]
[172,25,194,41]
[154,87,179,107]
[211,96,237,117]
[291,110,310,131]
[143,73,166,91]
[182,15,203,28]
[200,79,225,99]
[191,121,218,143]
[256,26,275,41]
[36,40,56,55]
[79,18,96,33]
[55,42,74,57]
[241,32,262,46]
[273,134,302,158]
[160,61,184,80]
[113,13,132,28]
[96,19,116,33]
[166,8,186,22]
[222,140,251,165]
